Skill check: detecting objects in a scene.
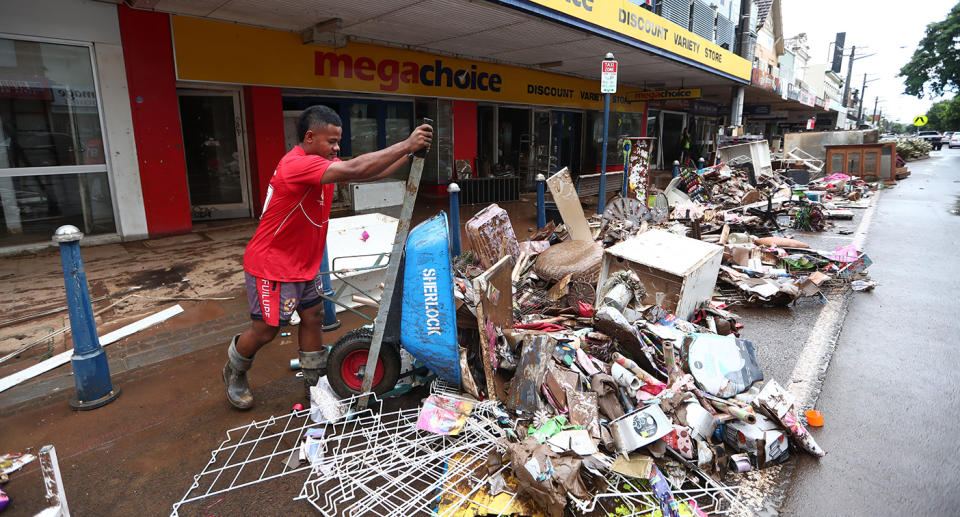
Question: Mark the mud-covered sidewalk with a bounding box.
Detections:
[0,196,543,515]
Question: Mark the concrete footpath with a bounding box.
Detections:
[0,179,886,515]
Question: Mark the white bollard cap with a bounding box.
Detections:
[53,225,83,243]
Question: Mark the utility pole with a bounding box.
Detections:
[871,97,879,126]
[857,73,867,125]
[842,45,855,106]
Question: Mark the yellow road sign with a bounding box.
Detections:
[913,115,928,126]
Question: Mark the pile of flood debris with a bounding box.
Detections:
[176,161,878,517]
[419,164,876,516]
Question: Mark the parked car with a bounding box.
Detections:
[918,130,943,150]
[950,134,960,149]
[941,132,954,146]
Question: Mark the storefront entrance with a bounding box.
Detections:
[658,111,688,168]
[552,111,582,175]
[177,89,250,220]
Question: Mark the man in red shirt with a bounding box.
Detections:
[224,105,432,409]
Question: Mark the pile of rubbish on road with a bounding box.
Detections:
[176,155,878,517]
[882,136,930,160]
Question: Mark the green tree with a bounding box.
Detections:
[924,97,960,130]
[885,121,911,134]
[899,2,960,98]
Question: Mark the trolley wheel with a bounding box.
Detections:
[326,327,401,399]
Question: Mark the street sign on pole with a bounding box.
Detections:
[599,53,615,213]
[601,59,618,94]
[913,115,928,127]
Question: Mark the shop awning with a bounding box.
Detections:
[129,0,745,90]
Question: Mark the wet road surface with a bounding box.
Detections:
[781,151,960,514]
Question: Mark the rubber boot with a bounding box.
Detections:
[223,335,254,409]
[299,348,329,398]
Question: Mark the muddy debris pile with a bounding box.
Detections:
[414,161,879,516]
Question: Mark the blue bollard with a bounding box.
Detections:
[672,160,680,178]
[447,183,461,256]
[536,173,546,230]
[53,225,119,410]
[318,247,341,331]
[698,157,706,173]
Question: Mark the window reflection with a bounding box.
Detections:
[0,172,115,246]
[0,38,105,169]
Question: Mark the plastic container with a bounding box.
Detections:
[805,409,824,427]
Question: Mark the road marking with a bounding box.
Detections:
[789,190,878,404]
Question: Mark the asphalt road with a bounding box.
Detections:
[781,150,960,514]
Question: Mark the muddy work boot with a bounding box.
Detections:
[223,335,254,409]
[299,348,329,398]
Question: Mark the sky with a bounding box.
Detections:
[779,0,956,123]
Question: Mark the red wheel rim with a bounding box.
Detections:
[341,349,384,391]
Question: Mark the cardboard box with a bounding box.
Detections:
[598,230,722,320]
[722,414,789,468]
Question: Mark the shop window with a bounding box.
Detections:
[586,111,646,172]
[415,98,452,185]
[350,102,378,156]
[0,37,115,245]
[384,103,412,147]
[0,172,114,247]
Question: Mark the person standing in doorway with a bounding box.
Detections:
[223,105,432,409]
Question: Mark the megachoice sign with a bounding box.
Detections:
[633,88,701,101]
[171,16,647,113]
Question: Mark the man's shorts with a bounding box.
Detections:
[245,272,322,327]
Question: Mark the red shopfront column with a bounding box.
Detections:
[452,100,478,178]
[118,6,192,237]
[641,104,649,137]
[243,86,286,216]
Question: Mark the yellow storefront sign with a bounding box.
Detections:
[171,16,646,113]
[524,0,751,81]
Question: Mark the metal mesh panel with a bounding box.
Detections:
[660,0,690,30]
[457,176,521,204]
[691,0,715,40]
[716,14,735,50]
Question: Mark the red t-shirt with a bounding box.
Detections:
[244,146,337,282]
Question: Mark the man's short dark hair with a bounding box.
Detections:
[297,105,342,142]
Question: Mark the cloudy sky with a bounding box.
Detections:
[780,0,956,124]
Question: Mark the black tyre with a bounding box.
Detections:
[327,327,401,399]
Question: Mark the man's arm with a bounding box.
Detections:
[355,154,413,183]
[321,124,431,185]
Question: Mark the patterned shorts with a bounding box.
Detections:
[245,272,322,327]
